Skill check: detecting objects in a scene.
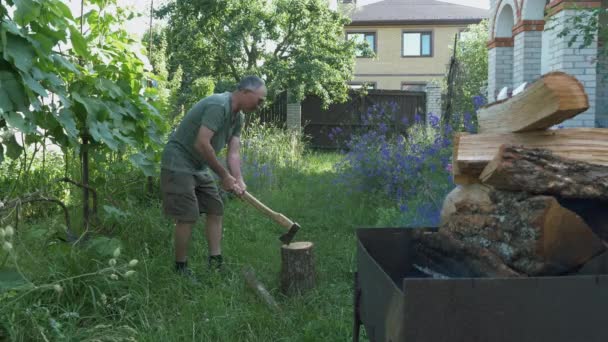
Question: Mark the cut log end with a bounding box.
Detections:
[282,241,313,250]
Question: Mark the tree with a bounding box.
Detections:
[156,0,357,106]
[0,0,166,230]
[445,20,489,127]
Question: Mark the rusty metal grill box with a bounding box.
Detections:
[354,227,608,342]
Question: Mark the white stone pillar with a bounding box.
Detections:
[545,2,600,127]
[286,103,301,130]
[425,83,442,117]
[487,39,514,102]
[512,21,544,85]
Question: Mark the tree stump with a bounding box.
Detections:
[280,242,315,296]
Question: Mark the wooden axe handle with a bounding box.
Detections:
[240,191,294,229]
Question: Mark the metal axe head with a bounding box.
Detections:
[279,223,301,245]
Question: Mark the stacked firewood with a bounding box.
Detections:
[413,72,608,278]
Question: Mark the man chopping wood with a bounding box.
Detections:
[160,76,267,279]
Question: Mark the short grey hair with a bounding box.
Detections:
[237,76,265,92]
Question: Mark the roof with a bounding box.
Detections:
[347,0,488,26]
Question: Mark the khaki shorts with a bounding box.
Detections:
[160,169,224,222]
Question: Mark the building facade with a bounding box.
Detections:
[342,0,487,115]
[487,0,608,127]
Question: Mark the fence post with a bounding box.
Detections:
[425,83,442,118]
[286,93,302,130]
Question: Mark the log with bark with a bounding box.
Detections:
[478,71,589,133]
[453,128,608,184]
[433,188,605,276]
[242,266,281,312]
[280,242,316,296]
[412,229,522,278]
[480,144,608,199]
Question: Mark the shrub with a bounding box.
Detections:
[333,103,474,227]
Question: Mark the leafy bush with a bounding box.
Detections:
[334,103,474,227]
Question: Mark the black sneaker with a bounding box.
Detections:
[175,263,201,285]
[208,255,223,271]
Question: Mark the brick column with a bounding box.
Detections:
[513,21,544,86]
[545,0,601,127]
[286,102,301,130]
[425,83,442,117]
[487,38,515,102]
[597,57,608,127]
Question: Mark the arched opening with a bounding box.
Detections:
[521,0,548,20]
[496,5,515,38]
[490,4,515,100]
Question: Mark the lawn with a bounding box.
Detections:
[1,152,382,341]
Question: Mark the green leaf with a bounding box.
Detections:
[4,133,23,159]
[19,71,48,97]
[1,21,23,37]
[103,205,129,219]
[0,74,13,112]
[68,27,89,58]
[85,236,123,258]
[72,92,101,116]
[0,268,30,293]
[0,143,4,164]
[3,33,35,72]
[88,120,119,150]
[13,0,41,24]
[2,111,34,133]
[52,54,80,74]
[56,108,79,139]
[95,78,124,99]
[50,0,74,20]
[130,152,157,177]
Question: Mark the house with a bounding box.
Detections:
[341,0,488,114]
[487,0,607,127]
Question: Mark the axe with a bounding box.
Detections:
[239,191,300,245]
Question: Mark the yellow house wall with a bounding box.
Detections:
[346,25,469,90]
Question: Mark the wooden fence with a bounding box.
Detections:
[301,89,426,149]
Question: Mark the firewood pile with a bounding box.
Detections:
[413,71,608,278]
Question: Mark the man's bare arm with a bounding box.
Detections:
[194,126,239,192]
[227,136,245,192]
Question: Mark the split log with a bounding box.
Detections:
[478,71,588,133]
[242,266,281,312]
[439,189,605,276]
[412,230,522,278]
[440,184,493,225]
[558,198,608,243]
[453,128,608,183]
[280,242,316,296]
[480,144,608,200]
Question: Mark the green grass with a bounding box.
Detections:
[0,152,380,341]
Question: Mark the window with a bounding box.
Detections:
[401,83,426,92]
[346,32,376,57]
[349,82,376,90]
[402,31,432,57]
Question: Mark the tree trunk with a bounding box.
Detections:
[81,136,90,232]
[480,144,608,200]
[280,242,315,296]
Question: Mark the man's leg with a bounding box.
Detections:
[205,214,223,256]
[175,220,196,263]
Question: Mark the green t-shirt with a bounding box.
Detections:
[161,92,244,173]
